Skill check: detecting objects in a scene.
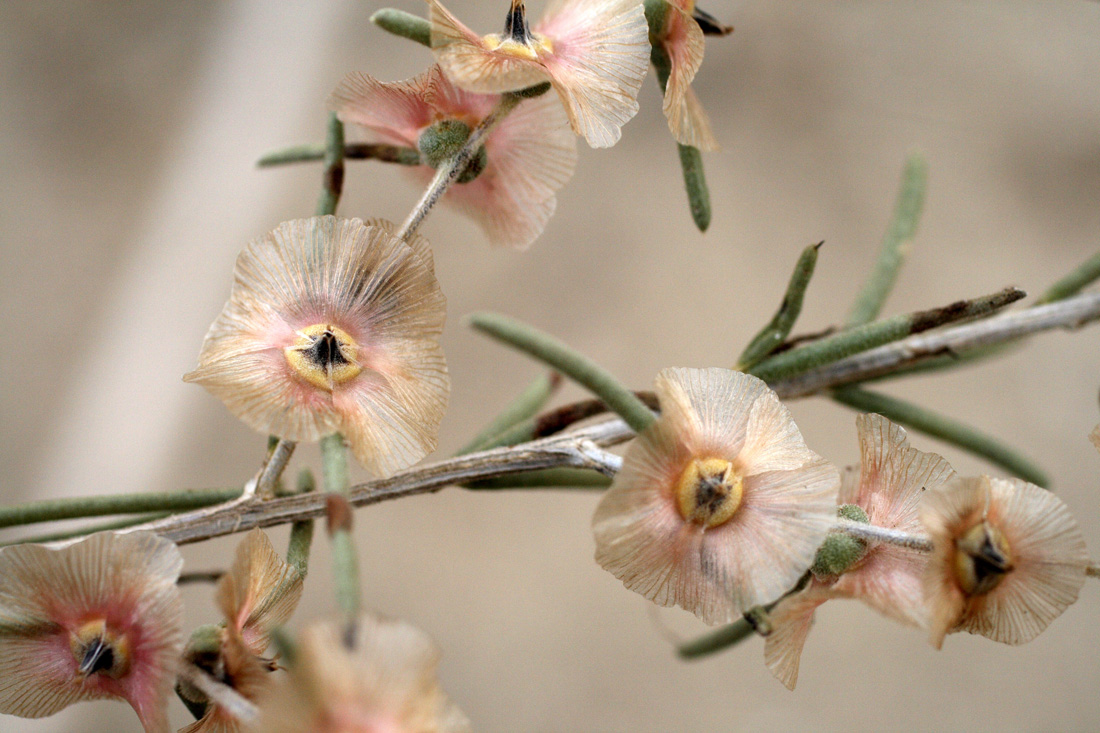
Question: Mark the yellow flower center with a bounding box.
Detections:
[483,33,553,60]
[284,324,363,392]
[675,457,743,528]
[69,618,131,679]
[953,520,1014,596]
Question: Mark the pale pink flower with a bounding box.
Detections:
[250,614,469,733]
[592,367,839,625]
[0,532,183,732]
[651,0,724,151]
[921,475,1089,648]
[428,0,651,148]
[764,414,955,689]
[180,529,304,733]
[184,216,448,477]
[330,65,577,250]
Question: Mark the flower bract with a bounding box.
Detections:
[179,529,304,732]
[764,414,955,689]
[921,475,1089,648]
[648,0,720,150]
[330,65,577,250]
[184,216,449,477]
[428,0,651,148]
[592,366,839,624]
[0,531,183,732]
[250,614,469,733]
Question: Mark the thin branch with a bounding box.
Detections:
[28,294,1100,547]
[104,421,633,546]
[835,518,933,552]
[0,488,241,529]
[769,291,1100,398]
[750,287,1025,384]
[257,142,420,167]
[255,439,296,500]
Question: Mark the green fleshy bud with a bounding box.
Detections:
[838,503,870,524]
[812,533,867,578]
[417,119,489,184]
[418,120,472,169]
[176,623,225,719]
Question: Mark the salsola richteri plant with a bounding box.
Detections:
[3,2,1100,730]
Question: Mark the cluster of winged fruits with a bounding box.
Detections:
[1,1,1097,731]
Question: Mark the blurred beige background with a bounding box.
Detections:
[2,1,1099,731]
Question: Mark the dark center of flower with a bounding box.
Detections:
[502,0,532,44]
[70,619,131,679]
[675,457,743,528]
[308,330,348,368]
[953,520,1014,596]
[285,324,363,391]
